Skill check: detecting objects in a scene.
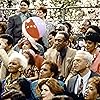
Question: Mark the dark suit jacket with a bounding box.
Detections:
[6,12,32,45]
[66,71,99,93]
[66,71,99,99]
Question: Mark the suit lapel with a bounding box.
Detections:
[14,14,22,25]
[72,75,78,93]
[61,48,76,78]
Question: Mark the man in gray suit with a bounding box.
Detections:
[6,0,32,45]
[66,50,99,99]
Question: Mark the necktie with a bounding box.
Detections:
[77,78,83,96]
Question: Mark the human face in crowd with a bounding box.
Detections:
[84,83,98,100]
[48,34,55,48]
[72,54,88,74]
[39,64,53,79]
[80,22,89,33]
[36,10,46,19]
[54,33,67,51]
[22,40,32,50]
[85,40,96,53]
[19,1,29,13]
[41,84,54,100]
[0,38,9,50]
[8,58,21,73]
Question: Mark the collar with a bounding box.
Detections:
[78,70,91,83]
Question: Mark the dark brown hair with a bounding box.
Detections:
[20,0,30,7]
[37,6,47,18]
[37,6,47,14]
[42,60,59,78]
[22,50,35,66]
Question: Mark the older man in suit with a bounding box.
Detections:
[6,0,33,45]
[66,50,99,99]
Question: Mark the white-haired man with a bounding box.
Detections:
[2,52,28,92]
[65,50,99,99]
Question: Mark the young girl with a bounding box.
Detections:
[22,50,39,81]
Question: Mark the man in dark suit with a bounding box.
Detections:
[66,50,99,99]
[6,0,33,45]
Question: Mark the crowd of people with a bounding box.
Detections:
[0,0,100,100]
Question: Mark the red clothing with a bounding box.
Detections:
[34,54,44,70]
[91,49,100,74]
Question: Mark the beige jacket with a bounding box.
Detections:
[44,47,77,79]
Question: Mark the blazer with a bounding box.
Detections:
[6,12,32,45]
[44,47,77,79]
[66,71,99,94]
[60,47,76,79]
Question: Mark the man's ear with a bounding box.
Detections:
[86,61,90,68]
[95,42,98,48]
[43,13,46,18]
[65,40,69,46]
[18,66,23,72]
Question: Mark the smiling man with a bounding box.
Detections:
[6,0,33,45]
[45,31,77,80]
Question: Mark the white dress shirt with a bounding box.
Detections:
[20,13,30,22]
[74,70,91,95]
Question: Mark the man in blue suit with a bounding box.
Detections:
[6,0,33,45]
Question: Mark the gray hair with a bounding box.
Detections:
[75,50,93,65]
[9,52,28,69]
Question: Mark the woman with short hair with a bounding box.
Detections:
[36,78,64,100]
[84,76,100,100]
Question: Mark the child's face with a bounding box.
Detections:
[22,40,32,50]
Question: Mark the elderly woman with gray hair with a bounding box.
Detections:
[2,52,28,93]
